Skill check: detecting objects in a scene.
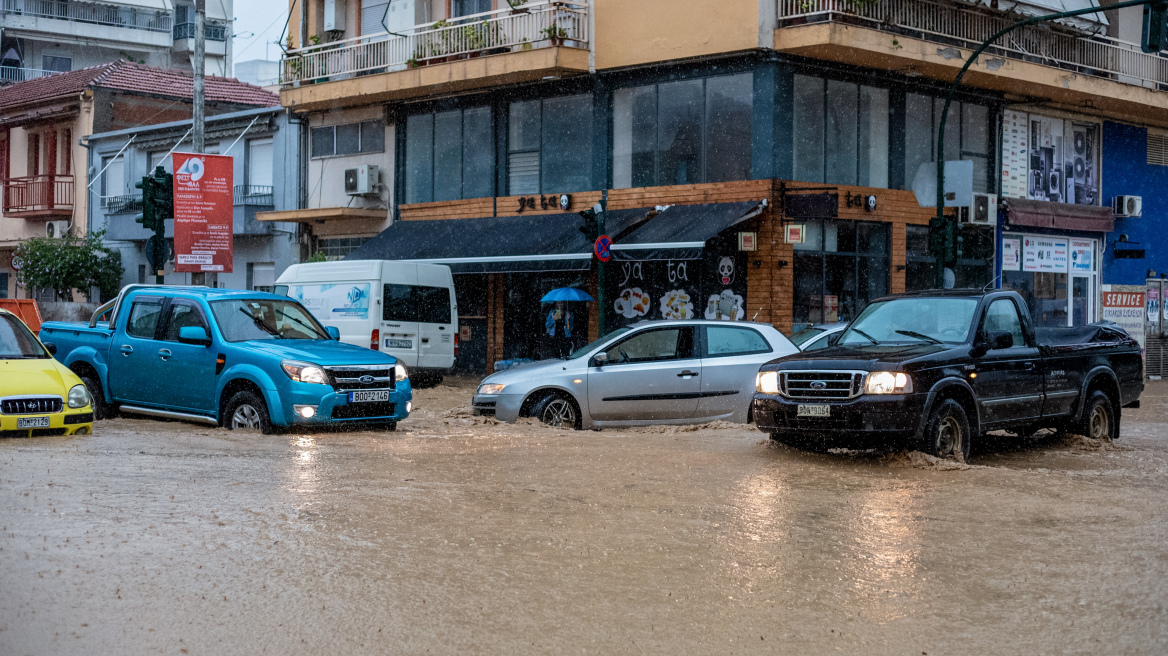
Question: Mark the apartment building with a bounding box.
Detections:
[0,0,233,85]
[266,0,1166,373]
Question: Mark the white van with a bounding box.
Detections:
[275,260,457,384]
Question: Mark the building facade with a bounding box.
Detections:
[267,0,1167,373]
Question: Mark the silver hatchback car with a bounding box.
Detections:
[472,320,797,429]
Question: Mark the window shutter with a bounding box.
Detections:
[508,152,540,195]
[1148,132,1168,167]
[361,0,390,35]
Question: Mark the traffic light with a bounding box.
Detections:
[578,207,599,242]
[150,166,174,223]
[134,174,157,230]
[928,216,958,265]
[1143,0,1167,54]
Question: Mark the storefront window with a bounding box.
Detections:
[613,73,752,189]
[507,94,593,195]
[405,106,493,204]
[1020,114,1099,205]
[794,76,889,188]
[1001,234,1098,327]
[904,223,995,292]
[904,94,992,193]
[792,220,890,329]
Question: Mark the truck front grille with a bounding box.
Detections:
[325,366,395,392]
[780,371,865,400]
[1,397,63,415]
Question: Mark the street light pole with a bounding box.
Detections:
[193,0,205,155]
[932,0,1156,289]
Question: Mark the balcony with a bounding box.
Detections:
[3,175,74,218]
[279,1,589,111]
[234,185,274,207]
[0,0,171,32]
[101,194,141,215]
[0,66,58,85]
[172,21,227,42]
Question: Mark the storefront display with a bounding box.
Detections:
[1002,233,1099,327]
[793,219,889,329]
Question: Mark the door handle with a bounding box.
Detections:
[1024,362,1036,371]
[677,370,698,377]
[158,348,172,361]
[120,345,133,356]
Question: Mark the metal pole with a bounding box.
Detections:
[932,0,1152,288]
[597,197,607,337]
[193,0,206,155]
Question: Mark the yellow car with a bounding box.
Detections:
[0,308,93,437]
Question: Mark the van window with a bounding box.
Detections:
[383,284,453,324]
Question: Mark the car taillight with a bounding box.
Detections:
[454,331,460,357]
[370,328,379,350]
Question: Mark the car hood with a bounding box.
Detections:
[238,339,398,366]
[481,358,574,386]
[0,357,72,395]
[766,343,951,370]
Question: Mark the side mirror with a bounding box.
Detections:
[178,326,211,346]
[987,330,1013,350]
[43,342,57,356]
[591,352,608,367]
[326,326,341,340]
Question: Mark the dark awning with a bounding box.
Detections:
[1005,198,1114,233]
[610,201,767,260]
[344,208,655,274]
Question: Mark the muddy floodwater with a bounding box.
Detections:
[2,377,1167,654]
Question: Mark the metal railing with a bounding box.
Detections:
[234,185,274,206]
[101,194,141,214]
[776,0,1168,88]
[0,66,58,85]
[0,0,171,33]
[281,1,588,86]
[3,175,75,215]
[173,21,228,42]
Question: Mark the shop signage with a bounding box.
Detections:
[1148,287,1160,323]
[1102,291,1145,350]
[738,232,757,251]
[844,192,877,211]
[785,224,805,244]
[459,325,472,342]
[594,235,613,262]
[172,153,233,273]
[1070,239,1094,272]
[1001,238,1021,271]
[1022,236,1068,273]
[517,194,572,213]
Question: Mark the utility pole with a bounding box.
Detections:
[191,0,206,285]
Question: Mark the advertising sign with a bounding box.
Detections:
[785,224,805,244]
[1070,239,1094,272]
[1149,286,1161,324]
[1022,236,1068,273]
[1102,291,1146,350]
[288,283,370,321]
[1001,238,1021,271]
[738,232,757,251]
[172,152,234,273]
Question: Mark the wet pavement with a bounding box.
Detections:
[2,377,1167,655]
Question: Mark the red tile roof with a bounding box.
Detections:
[0,60,279,110]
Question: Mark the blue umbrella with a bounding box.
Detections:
[540,287,595,303]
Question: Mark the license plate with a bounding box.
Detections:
[349,390,390,403]
[384,339,413,349]
[797,404,830,418]
[17,416,51,428]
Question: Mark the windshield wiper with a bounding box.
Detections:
[895,330,942,345]
[275,308,329,340]
[239,308,281,338]
[850,328,880,345]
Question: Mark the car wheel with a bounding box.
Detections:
[1078,390,1116,441]
[79,375,112,420]
[531,393,580,430]
[223,390,273,435]
[923,398,971,462]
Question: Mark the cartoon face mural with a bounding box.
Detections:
[718,257,735,285]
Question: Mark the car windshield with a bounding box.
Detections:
[789,327,825,348]
[565,327,632,359]
[210,299,331,342]
[838,297,978,346]
[0,314,50,359]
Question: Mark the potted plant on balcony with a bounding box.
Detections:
[540,25,569,47]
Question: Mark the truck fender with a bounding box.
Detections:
[915,377,982,442]
[216,364,286,425]
[1073,367,1121,425]
[62,348,112,403]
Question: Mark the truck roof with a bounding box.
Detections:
[124,286,288,302]
[882,288,1002,299]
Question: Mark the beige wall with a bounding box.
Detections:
[594,0,759,69]
[305,106,392,233]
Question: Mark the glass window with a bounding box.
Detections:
[508,100,541,194]
[453,0,490,17]
[42,56,71,72]
[462,106,493,199]
[126,299,163,339]
[102,155,125,197]
[310,126,335,158]
[613,85,657,189]
[904,95,992,193]
[795,77,888,187]
[162,302,208,342]
[246,139,273,188]
[803,333,833,351]
[793,74,825,183]
[789,326,825,349]
[541,94,592,193]
[417,286,453,324]
[210,299,330,342]
[704,74,753,183]
[0,314,49,359]
[792,219,890,329]
[905,93,933,189]
[405,113,434,204]
[658,79,704,186]
[433,110,463,202]
[335,123,360,155]
[983,299,1025,347]
[383,284,453,324]
[360,120,385,153]
[839,297,978,346]
[311,121,383,158]
[859,86,889,188]
[604,328,689,363]
[705,326,770,356]
[825,80,859,185]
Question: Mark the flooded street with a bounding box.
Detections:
[2,378,1167,655]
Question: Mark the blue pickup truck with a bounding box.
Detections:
[39,285,412,434]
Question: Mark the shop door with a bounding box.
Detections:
[1070,275,1094,326]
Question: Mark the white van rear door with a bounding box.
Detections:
[381,282,421,366]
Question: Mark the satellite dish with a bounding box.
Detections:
[912,160,974,208]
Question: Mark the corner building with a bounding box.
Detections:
[267,0,1165,373]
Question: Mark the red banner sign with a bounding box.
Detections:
[172,152,233,273]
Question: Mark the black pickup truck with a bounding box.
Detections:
[753,290,1144,460]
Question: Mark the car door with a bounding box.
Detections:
[696,325,774,420]
[586,326,700,421]
[971,298,1044,425]
[108,294,167,405]
[157,299,219,413]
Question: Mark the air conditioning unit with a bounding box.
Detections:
[345,165,379,196]
[958,193,997,226]
[45,220,69,239]
[1113,194,1142,218]
[323,0,346,31]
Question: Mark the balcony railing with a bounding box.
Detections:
[776,0,1168,88]
[234,185,274,206]
[3,175,74,216]
[281,1,589,86]
[0,66,58,85]
[101,194,141,215]
[0,0,171,33]
[173,21,228,42]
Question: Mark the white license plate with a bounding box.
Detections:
[349,390,390,403]
[17,416,51,428]
[384,339,412,349]
[797,404,831,418]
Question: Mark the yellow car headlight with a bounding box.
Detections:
[756,371,780,395]
[477,383,506,395]
[864,372,912,395]
[68,384,91,409]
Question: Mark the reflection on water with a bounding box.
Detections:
[845,484,924,622]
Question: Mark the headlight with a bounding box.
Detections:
[394,363,409,382]
[756,372,780,395]
[67,384,91,409]
[865,372,912,395]
[478,383,505,395]
[281,360,328,385]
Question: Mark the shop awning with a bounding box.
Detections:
[1005,198,1114,233]
[610,201,767,260]
[344,208,655,274]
